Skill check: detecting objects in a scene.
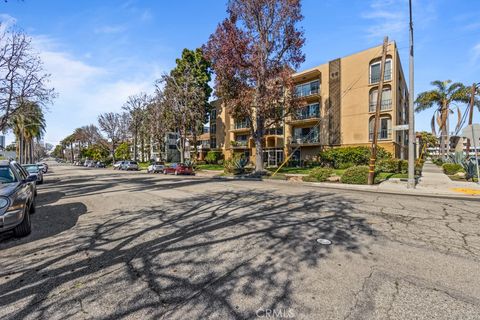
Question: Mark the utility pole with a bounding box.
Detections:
[368,36,388,185]
[465,83,477,157]
[407,0,416,188]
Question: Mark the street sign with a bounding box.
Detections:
[461,124,480,140]
[393,124,409,131]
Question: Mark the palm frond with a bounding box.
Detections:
[431,80,451,93]
[415,90,441,112]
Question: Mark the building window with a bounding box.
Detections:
[265,127,284,135]
[296,103,320,120]
[210,123,216,134]
[292,126,319,143]
[369,59,392,84]
[369,117,392,140]
[234,118,250,129]
[210,138,217,149]
[369,88,392,112]
[234,134,249,146]
[295,80,320,98]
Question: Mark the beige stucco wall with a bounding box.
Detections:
[214,41,408,163]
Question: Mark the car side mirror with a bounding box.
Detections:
[26,174,37,182]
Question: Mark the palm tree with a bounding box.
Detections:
[8,101,46,163]
[415,80,469,158]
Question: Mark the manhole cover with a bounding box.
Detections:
[316,238,332,245]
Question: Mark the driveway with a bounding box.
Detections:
[0,165,479,319]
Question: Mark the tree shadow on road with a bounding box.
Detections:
[0,187,377,319]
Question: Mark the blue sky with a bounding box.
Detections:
[1,0,480,145]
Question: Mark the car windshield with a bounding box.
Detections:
[0,166,17,184]
[154,162,163,165]
[22,165,39,173]
[130,161,138,165]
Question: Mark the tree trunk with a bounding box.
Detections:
[440,105,448,159]
[112,141,116,163]
[133,130,138,161]
[141,135,145,162]
[254,115,265,173]
[70,143,74,163]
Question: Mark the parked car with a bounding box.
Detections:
[120,161,139,171]
[84,160,95,168]
[36,162,48,173]
[147,162,165,173]
[22,164,44,184]
[113,161,124,170]
[95,162,106,168]
[0,160,37,237]
[163,163,194,175]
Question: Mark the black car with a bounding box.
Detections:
[0,160,37,237]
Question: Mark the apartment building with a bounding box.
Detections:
[199,42,409,166]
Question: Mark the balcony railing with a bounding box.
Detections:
[369,129,392,140]
[294,110,320,120]
[295,80,320,98]
[234,120,250,130]
[289,135,320,144]
[231,140,248,147]
[369,99,392,112]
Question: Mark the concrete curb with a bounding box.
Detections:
[263,178,480,201]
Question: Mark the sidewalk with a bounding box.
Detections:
[198,163,480,199]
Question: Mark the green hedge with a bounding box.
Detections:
[432,158,444,166]
[442,163,463,175]
[340,165,370,184]
[319,146,391,169]
[304,167,334,182]
[376,159,408,174]
[205,151,223,164]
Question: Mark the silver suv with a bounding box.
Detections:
[121,161,139,171]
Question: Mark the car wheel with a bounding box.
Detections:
[30,197,36,214]
[13,205,31,237]
[163,170,167,174]
[39,179,43,185]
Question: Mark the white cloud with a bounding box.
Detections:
[362,0,436,43]
[0,13,17,33]
[471,43,480,65]
[362,0,408,42]
[27,34,163,144]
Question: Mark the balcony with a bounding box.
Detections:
[369,99,392,112]
[231,119,251,132]
[369,129,392,141]
[288,135,321,145]
[294,80,320,100]
[231,140,249,149]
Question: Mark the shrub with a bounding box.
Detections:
[432,158,444,166]
[341,165,370,184]
[319,146,391,169]
[205,151,223,164]
[442,163,463,175]
[337,162,355,170]
[376,158,402,173]
[217,159,224,165]
[224,154,249,175]
[196,160,206,165]
[305,167,334,182]
[400,160,408,174]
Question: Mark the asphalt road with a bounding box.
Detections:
[1,163,479,320]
